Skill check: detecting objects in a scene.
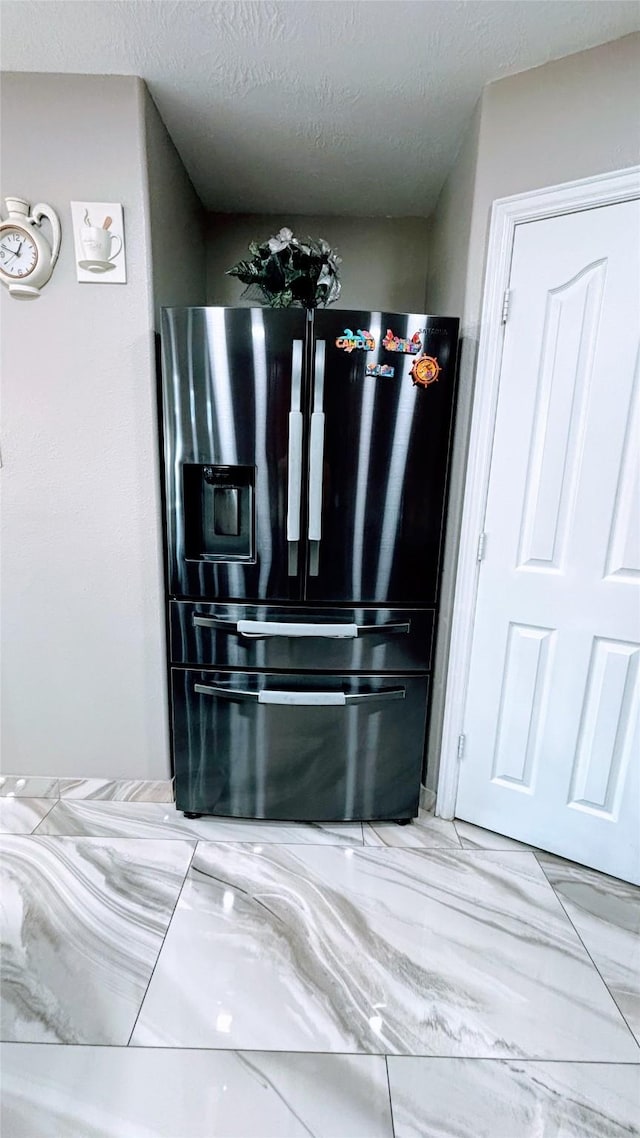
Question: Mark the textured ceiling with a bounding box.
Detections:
[2,1,639,216]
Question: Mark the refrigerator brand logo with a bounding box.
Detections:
[335,328,376,353]
[410,355,441,388]
[366,363,395,378]
[383,329,422,354]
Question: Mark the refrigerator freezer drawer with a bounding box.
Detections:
[170,602,435,672]
[172,669,428,820]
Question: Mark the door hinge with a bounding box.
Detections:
[501,288,511,323]
[477,531,487,561]
[457,734,466,761]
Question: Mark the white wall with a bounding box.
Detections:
[425,33,640,794]
[0,73,204,780]
[207,214,430,313]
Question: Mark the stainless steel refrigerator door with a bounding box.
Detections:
[172,669,428,820]
[161,307,308,600]
[170,601,435,671]
[306,311,459,604]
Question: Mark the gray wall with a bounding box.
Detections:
[207,214,430,313]
[425,33,640,795]
[466,31,640,330]
[424,104,482,793]
[0,73,204,780]
[426,101,481,323]
[4,37,637,788]
[144,89,207,325]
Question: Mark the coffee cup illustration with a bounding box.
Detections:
[79,215,122,265]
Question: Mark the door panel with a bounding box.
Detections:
[456,199,640,883]
[161,307,307,600]
[306,311,458,604]
[567,637,638,816]
[172,669,428,820]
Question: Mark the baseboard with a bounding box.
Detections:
[420,784,436,813]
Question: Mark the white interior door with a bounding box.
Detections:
[456,198,640,884]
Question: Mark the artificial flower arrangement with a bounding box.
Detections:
[226,227,341,309]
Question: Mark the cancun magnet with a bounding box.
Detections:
[336,328,376,353]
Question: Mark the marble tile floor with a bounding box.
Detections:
[1,800,638,1137]
[0,797,56,835]
[0,776,175,801]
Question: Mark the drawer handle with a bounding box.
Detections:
[192,615,411,638]
[238,620,357,639]
[194,684,406,706]
[355,623,410,637]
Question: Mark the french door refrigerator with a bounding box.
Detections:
[160,306,459,821]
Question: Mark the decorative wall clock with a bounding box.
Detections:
[0,197,61,299]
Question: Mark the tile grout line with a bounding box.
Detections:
[28,800,59,836]
[125,840,199,1047]
[21,801,368,846]
[384,1055,399,1138]
[3,1038,640,1062]
[20,833,368,847]
[452,820,533,851]
[448,819,463,849]
[535,854,640,1053]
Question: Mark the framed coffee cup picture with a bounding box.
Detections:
[70,202,126,284]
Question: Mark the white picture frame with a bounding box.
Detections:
[70,201,126,284]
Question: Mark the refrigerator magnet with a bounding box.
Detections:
[366,363,395,378]
[410,355,441,387]
[335,328,376,352]
[383,329,423,354]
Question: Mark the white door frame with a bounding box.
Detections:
[436,164,640,820]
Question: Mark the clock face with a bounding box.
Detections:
[0,227,39,279]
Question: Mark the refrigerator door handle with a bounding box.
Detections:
[286,339,304,576]
[308,338,326,575]
[191,614,412,638]
[194,683,406,706]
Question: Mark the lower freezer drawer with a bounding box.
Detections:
[171,669,429,821]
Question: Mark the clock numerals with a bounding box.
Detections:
[0,229,38,279]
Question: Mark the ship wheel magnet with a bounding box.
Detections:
[410,354,441,388]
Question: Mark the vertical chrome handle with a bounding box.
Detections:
[287,416,303,541]
[308,415,325,540]
[308,339,326,574]
[287,340,304,575]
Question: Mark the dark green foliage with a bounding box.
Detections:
[227,228,341,309]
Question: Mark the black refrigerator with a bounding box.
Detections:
[160,306,459,821]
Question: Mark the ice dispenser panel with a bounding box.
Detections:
[183,464,255,561]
